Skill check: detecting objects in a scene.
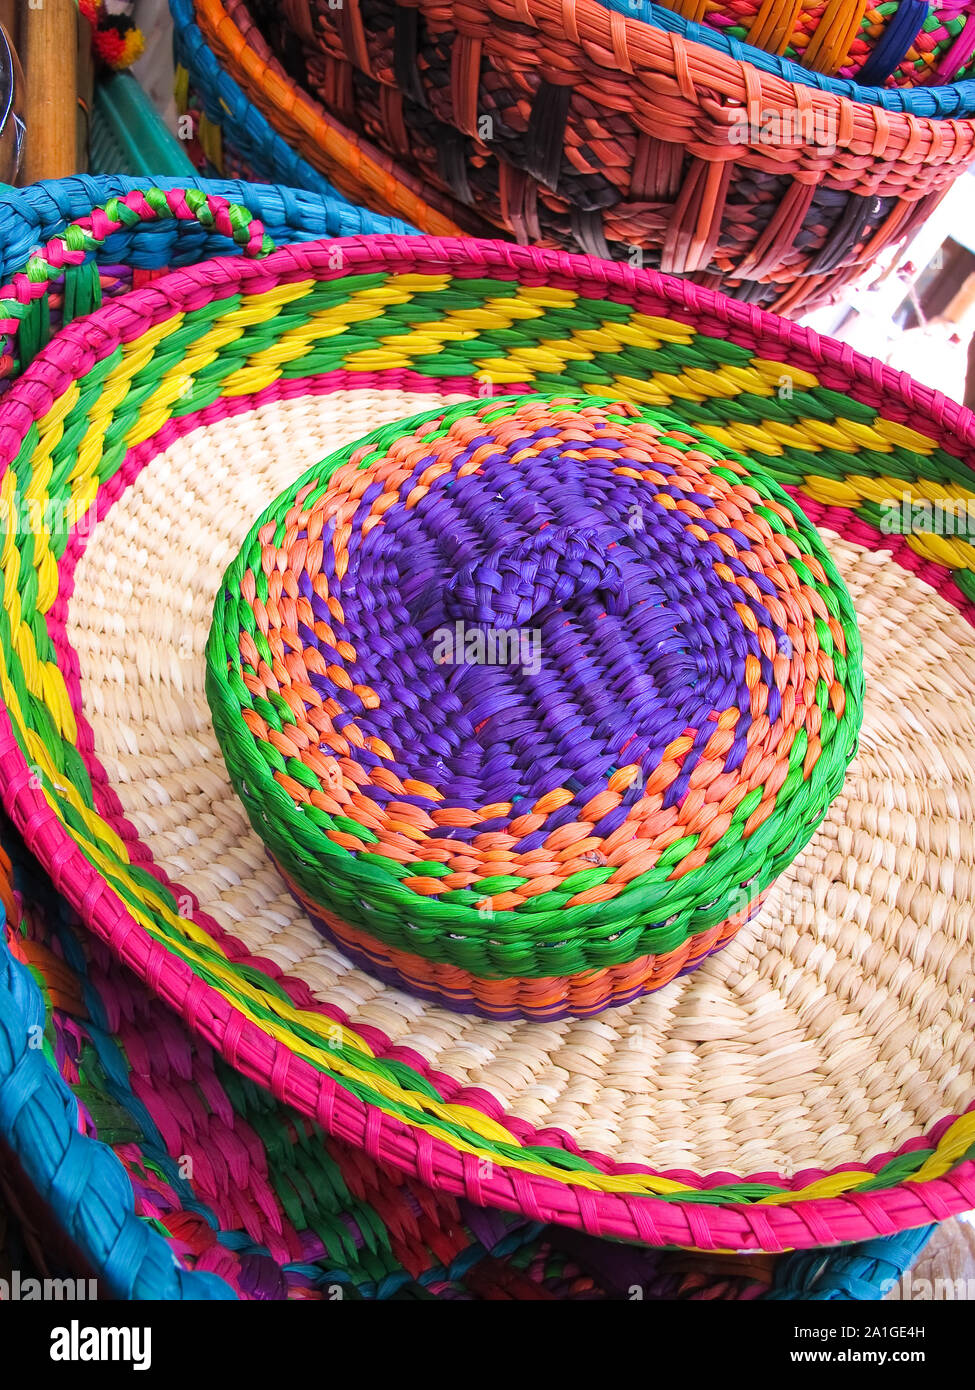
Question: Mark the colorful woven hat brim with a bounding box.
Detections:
[0,199,973,1253]
[184,0,975,313]
[0,820,936,1300]
[0,180,941,1299]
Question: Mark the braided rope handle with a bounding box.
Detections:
[0,186,275,374]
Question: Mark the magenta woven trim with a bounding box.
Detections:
[2,237,973,467]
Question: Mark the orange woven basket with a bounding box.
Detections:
[182,0,491,237]
[186,0,975,312]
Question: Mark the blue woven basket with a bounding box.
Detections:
[596,0,975,114]
[170,0,385,203]
[0,174,413,278]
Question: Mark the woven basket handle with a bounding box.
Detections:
[442,528,629,629]
[0,186,275,375]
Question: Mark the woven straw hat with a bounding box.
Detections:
[0,188,973,1255]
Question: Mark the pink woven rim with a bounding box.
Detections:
[1,234,974,1250]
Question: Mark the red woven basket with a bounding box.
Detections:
[185,0,975,313]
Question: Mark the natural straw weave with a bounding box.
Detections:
[0,188,974,1252]
[206,393,862,1020]
[183,0,975,312]
[0,821,935,1299]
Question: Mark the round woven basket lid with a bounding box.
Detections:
[0,191,973,1253]
[205,393,862,1022]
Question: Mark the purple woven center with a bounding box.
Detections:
[295,429,782,841]
[440,527,629,628]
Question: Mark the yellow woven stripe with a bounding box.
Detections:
[217,281,316,323]
[906,531,975,570]
[832,417,900,452]
[748,0,806,53]
[89,282,945,484]
[0,490,76,741]
[800,475,865,507]
[604,374,674,407]
[158,287,316,403]
[801,0,869,74]
[0,479,22,642]
[874,419,936,454]
[15,384,81,633]
[910,1113,975,1182]
[76,318,179,474]
[342,283,577,378]
[36,380,81,437]
[750,358,819,392]
[883,477,974,506]
[760,1113,975,1200]
[802,473,975,571]
[131,284,317,407]
[213,275,451,382]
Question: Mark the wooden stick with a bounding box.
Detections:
[0,0,21,184]
[0,1,18,49]
[76,6,93,173]
[19,0,78,183]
